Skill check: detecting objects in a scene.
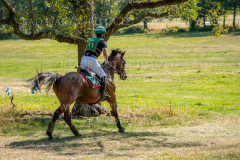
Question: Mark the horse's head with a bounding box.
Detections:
[108,49,127,80]
[115,51,127,80]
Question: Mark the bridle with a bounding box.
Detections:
[102,54,125,76]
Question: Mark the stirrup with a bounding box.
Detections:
[101,91,110,99]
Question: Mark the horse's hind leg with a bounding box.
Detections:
[46,103,82,140]
[46,104,67,140]
[64,107,82,136]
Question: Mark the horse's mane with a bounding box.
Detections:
[102,48,124,79]
[108,48,124,61]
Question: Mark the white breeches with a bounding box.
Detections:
[81,55,106,78]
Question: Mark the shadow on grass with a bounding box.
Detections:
[112,30,240,39]
[6,129,203,156]
[112,31,214,39]
[229,30,240,36]
[152,31,214,38]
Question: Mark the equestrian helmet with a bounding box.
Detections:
[95,26,107,34]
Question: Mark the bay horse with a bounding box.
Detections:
[25,49,127,140]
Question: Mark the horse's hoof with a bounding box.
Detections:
[46,132,54,141]
[48,136,60,141]
[119,127,125,133]
[48,137,55,141]
[70,125,83,137]
[76,132,83,136]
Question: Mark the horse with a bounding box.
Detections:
[25,49,127,140]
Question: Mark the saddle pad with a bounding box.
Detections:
[79,72,101,88]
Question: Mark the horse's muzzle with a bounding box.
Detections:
[121,73,127,80]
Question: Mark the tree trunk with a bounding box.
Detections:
[233,0,237,30]
[72,0,109,117]
[77,44,86,70]
[223,16,226,29]
[190,20,196,31]
[72,102,109,117]
[143,20,148,29]
[203,17,206,29]
[89,0,94,37]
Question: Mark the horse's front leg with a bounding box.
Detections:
[108,96,125,133]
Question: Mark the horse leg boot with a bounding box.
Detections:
[100,76,110,99]
[46,107,64,140]
[46,121,55,140]
[110,102,125,133]
[116,118,125,133]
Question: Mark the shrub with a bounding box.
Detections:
[114,25,148,35]
[225,24,240,30]
[161,28,169,33]
[177,28,186,32]
[195,25,213,31]
[0,32,12,40]
[0,27,19,40]
[161,26,186,33]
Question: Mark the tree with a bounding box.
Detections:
[0,0,224,115]
[217,0,240,29]
[218,0,230,29]
[178,0,228,36]
[232,0,240,29]
[216,0,234,29]
[1,0,199,65]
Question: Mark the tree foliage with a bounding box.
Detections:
[0,0,228,44]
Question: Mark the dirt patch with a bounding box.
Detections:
[0,118,239,159]
[0,82,29,92]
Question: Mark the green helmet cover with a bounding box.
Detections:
[95,26,107,34]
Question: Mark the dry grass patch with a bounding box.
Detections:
[0,118,239,159]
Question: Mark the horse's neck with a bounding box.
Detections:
[107,59,118,80]
[107,65,115,80]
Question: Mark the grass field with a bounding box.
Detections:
[144,14,240,32]
[0,30,240,159]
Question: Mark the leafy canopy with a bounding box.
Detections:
[0,0,227,43]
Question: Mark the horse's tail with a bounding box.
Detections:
[25,71,61,93]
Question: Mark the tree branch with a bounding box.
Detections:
[66,0,76,6]
[66,0,80,16]
[0,17,86,45]
[29,0,34,36]
[0,0,86,45]
[117,12,170,30]
[105,0,187,41]
[0,18,10,25]
[1,0,15,14]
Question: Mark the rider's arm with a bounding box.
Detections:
[102,48,109,65]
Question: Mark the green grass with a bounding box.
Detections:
[0,31,240,159]
[1,31,239,114]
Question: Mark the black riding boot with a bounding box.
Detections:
[100,76,110,99]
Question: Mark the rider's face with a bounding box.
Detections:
[101,33,106,38]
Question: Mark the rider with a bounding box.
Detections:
[81,26,110,99]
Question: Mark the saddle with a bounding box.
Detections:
[79,69,101,88]
[80,69,100,79]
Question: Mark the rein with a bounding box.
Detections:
[102,62,123,75]
[102,55,124,76]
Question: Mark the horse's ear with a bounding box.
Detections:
[121,51,125,56]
